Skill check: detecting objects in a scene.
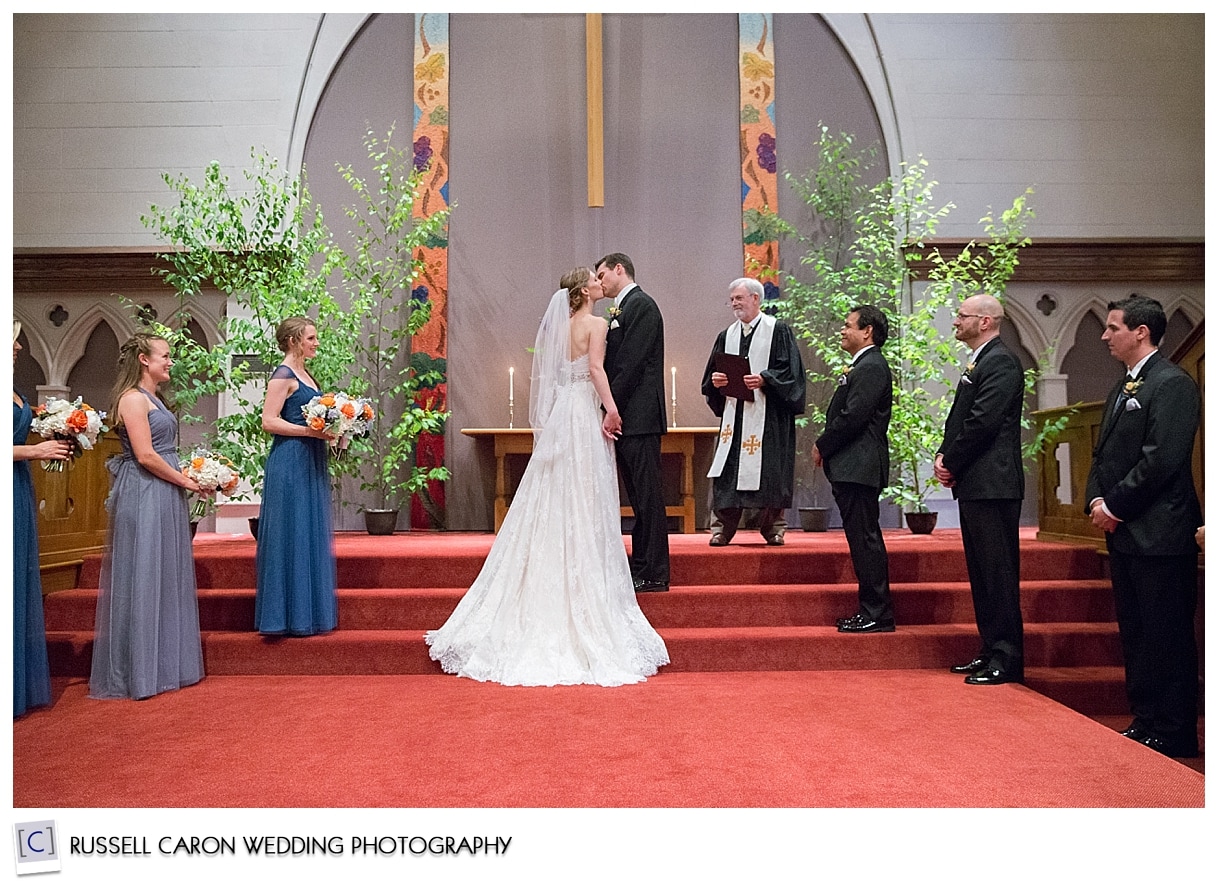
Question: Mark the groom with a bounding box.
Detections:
[596,252,670,592]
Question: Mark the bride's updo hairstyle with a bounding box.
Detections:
[560,267,593,314]
[276,316,314,354]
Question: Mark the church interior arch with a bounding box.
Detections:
[301,12,887,530]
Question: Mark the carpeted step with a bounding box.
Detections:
[41,580,1117,635]
[1024,666,1129,716]
[45,622,1123,679]
[72,530,1106,590]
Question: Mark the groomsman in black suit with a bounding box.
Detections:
[597,253,670,593]
[814,305,894,633]
[1086,294,1201,758]
[934,294,1025,685]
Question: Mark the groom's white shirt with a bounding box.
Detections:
[613,282,639,310]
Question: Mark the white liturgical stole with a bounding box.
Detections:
[708,313,775,491]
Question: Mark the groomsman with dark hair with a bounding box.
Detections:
[815,305,894,633]
[1086,294,1201,758]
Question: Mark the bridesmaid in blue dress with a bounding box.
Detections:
[12,321,72,717]
[254,316,338,636]
[90,332,205,700]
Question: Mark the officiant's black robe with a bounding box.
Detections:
[700,320,805,511]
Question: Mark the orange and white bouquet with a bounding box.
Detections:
[301,391,375,458]
[30,396,109,471]
[181,448,242,519]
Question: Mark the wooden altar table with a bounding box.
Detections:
[461,426,720,533]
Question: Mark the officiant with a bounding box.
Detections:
[700,278,805,546]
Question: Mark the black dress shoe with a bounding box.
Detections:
[709,534,728,547]
[963,667,1023,685]
[764,534,784,546]
[633,579,669,593]
[837,616,895,633]
[1120,721,1151,740]
[836,613,864,627]
[1137,733,1199,759]
[950,657,989,675]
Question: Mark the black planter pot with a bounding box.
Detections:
[364,509,400,536]
[248,517,260,541]
[905,510,938,535]
[798,507,829,532]
[189,521,198,539]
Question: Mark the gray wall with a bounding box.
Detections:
[12,13,1205,531]
[298,13,885,529]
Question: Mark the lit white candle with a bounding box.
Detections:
[671,366,677,405]
[509,366,515,404]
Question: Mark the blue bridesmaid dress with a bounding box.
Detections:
[13,393,52,717]
[254,365,338,635]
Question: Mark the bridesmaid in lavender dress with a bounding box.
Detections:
[89,332,205,700]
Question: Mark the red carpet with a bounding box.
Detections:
[22,528,1202,811]
[13,670,1203,808]
[46,529,1129,716]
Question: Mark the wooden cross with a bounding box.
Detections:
[586,13,604,207]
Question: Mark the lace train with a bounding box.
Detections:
[427,356,669,686]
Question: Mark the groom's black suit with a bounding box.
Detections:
[1086,350,1201,753]
[605,284,669,584]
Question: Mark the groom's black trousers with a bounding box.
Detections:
[616,432,670,583]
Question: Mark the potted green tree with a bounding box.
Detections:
[771,129,889,531]
[334,127,453,534]
[140,149,353,536]
[776,127,1042,531]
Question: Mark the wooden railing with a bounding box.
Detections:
[1034,403,1106,548]
[27,432,120,593]
[1036,320,1204,548]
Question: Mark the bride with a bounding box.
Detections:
[426,267,670,686]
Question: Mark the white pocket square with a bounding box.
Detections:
[1124,397,1141,412]
[609,320,620,330]
[960,375,973,385]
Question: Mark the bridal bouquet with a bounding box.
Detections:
[301,391,375,458]
[30,396,109,471]
[181,449,242,519]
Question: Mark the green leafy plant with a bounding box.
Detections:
[334,127,453,521]
[140,149,352,500]
[776,126,1043,515]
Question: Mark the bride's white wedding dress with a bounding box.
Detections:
[426,353,669,686]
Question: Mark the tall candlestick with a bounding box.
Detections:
[509,366,515,429]
[670,365,678,428]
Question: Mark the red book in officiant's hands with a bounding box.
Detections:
[713,353,754,401]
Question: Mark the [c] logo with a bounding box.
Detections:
[12,820,61,875]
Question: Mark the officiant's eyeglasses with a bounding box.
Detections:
[955,312,984,320]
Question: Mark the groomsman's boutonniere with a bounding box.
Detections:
[1122,376,1144,412]
[961,361,976,385]
[838,366,852,386]
[606,305,622,329]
